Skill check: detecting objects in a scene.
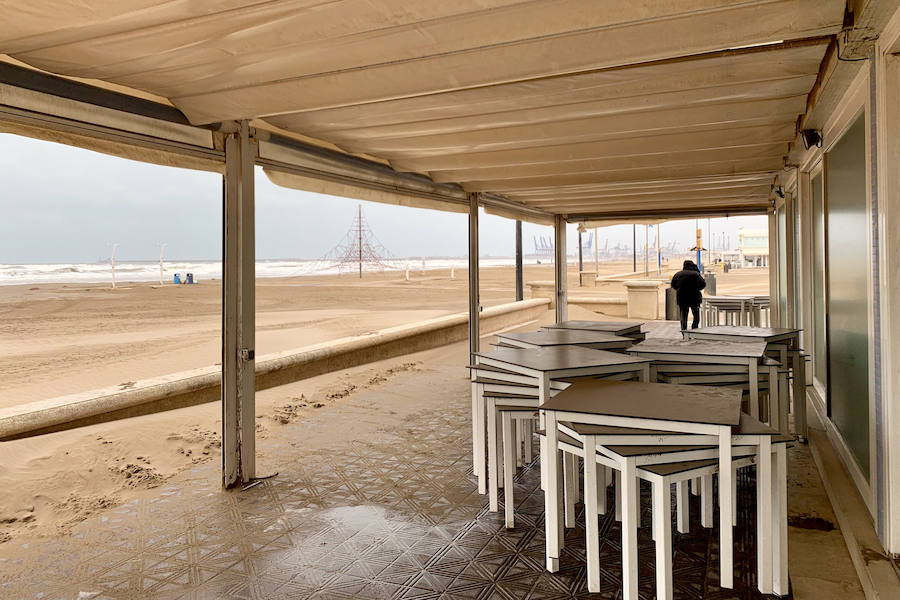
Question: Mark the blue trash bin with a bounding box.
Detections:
[186,273,194,284]
[173,273,181,284]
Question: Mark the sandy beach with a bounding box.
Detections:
[0,261,769,546]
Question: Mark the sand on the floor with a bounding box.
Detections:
[0,261,769,545]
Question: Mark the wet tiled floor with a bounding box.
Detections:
[0,351,783,600]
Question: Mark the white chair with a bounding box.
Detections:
[532,417,790,599]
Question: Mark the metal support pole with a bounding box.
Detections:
[594,227,599,274]
[644,225,649,277]
[657,224,661,274]
[468,193,480,361]
[358,204,363,279]
[222,119,256,488]
[554,215,568,323]
[578,230,584,286]
[515,220,523,301]
[632,224,637,272]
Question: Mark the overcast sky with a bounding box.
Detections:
[0,134,767,263]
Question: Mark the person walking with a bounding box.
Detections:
[671,260,706,330]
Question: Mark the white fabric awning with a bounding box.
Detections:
[0,0,847,220]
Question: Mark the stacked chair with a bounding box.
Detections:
[530,415,791,599]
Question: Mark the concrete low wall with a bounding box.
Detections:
[567,297,627,317]
[0,298,550,440]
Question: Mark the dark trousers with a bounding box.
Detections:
[680,304,700,330]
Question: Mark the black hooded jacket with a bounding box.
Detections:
[671,260,706,307]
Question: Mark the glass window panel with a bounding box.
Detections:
[812,172,827,387]
[777,205,787,323]
[825,112,870,477]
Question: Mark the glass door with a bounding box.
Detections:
[825,112,870,477]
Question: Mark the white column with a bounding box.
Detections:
[767,208,779,326]
[222,120,256,488]
[874,37,900,554]
[468,193,480,360]
[554,215,567,323]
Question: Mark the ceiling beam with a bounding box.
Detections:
[462,159,782,192]
[341,96,807,157]
[525,189,771,210]
[430,143,788,183]
[566,206,768,221]
[390,123,797,172]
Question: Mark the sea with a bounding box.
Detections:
[0,257,528,286]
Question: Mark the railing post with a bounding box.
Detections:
[468,193,480,361]
[554,214,568,323]
[515,220,524,301]
[222,119,256,488]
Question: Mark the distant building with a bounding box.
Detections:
[738,228,768,267]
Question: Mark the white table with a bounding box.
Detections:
[473,346,652,505]
[497,329,634,352]
[562,414,792,596]
[685,326,806,440]
[702,295,754,326]
[543,320,645,341]
[539,379,743,595]
[627,338,768,423]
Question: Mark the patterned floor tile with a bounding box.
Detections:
[1,360,789,599]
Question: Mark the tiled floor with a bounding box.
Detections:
[0,346,782,600]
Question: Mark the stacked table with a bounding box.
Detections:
[539,379,745,595]
[470,345,652,496]
[626,338,775,425]
[702,295,771,327]
[685,326,807,439]
[543,320,646,341]
[496,329,634,352]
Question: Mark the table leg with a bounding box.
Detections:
[779,370,790,437]
[767,365,780,430]
[544,410,562,572]
[583,437,601,592]
[773,443,789,596]
[719,428,734,589]
[524,420,533,463]
[676,480,689,533]
[597,464,607,515]
[756,436,773,593]
[564,452,577,528]
[472,381,486,494]
[615,470,623,521]
[487,395,499,512]
[791,348,808,441]
[622,457,639,600]
[653,479,673,600]
[573,456,581,504]
[515,419,524,468]
[700,474,713,528]
[539,373,550,491]
[748,359,759,420]
[502,411,516,528]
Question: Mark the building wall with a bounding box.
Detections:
[778,18,900,553]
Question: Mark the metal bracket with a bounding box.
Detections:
[239,348,255,361]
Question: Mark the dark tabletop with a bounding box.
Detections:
[541,379,742,426]
[498,329,633,346]
[628,338,767,358]
[689,326,802,338]
[476,345,651,372]
[544,320,643,335]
